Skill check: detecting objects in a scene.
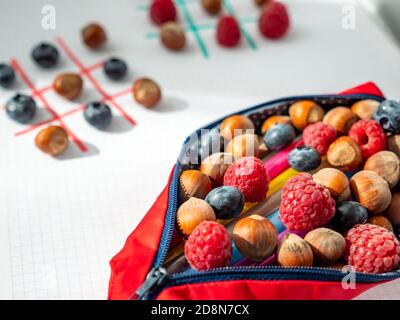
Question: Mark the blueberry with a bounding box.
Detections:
[103,58,128,80]
[205,186,244,220]
[0,63,15,88]
[288,146,321,171]
[198,128,224,160]
[263,123,295,151]
[373,100,400,133]
[333,201,368,232]
[394,224,400,241]
[31,42,59,68]
[84,102,112,129]
[5,93,36,123]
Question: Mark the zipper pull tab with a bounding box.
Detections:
[132,267,168,300]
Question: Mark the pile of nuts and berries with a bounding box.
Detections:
[176,98,400,274]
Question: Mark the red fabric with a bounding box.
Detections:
[157,279,388,300]
[108,82,388,300]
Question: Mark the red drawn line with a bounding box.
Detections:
[10,59,88,152]
[55,37,137,126]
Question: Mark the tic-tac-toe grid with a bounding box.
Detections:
[8,37,136,153]
[138,0,260,58]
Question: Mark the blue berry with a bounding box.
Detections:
[205,186,244,220]
[288,146,321,171]
[0,63,15,88]
[373,100,400,133]
[333,201,368,232]
[5,93,36,123]
[199,128,224,160]
[103,57,127,80]
[263,123,295,151]
[31,42,59,68]
[84,102,112,129]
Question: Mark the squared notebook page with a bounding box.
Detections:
[1,0,400,299]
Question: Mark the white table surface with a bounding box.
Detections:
[0,0,400,299]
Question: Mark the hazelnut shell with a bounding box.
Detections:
[289,100,324,131]
[53,73,83,100]
[313,168,350,202]
[351,99,380,120]
[200,152,233,187]
[323,107,357,134]
[133,78,161,108]
[220,115,255,141]
[388,135,400,158]
[35,125,69,156]
[261,115,291,135]
[327,136,363,172]
[385,192,400,225]
[225,133,260,160]
[277,233,313,267]
[179,170,212,203]
[364,151,400,189]
[367,215,394,232]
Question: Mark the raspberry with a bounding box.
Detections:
[280,173,336,231]
[345,224,400,274]
[259,1,290,39]
[216,16,241,47]
[349,119,387,159]
[223,157,269,202]
[149,0,177,25]
[184,221,232,271]
[303,122,337,155]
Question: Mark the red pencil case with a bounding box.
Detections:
[108,82,400,300]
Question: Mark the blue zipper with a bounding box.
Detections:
[135,93,394,300]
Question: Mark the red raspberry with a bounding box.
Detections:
[149,0,177,25]
[259,1,290,39]
[280,173,336,231]
[216,16,241,47]
[345,224,400,274]
[349,119,387,159]
[303,122,337,155]
[223,156,269,202]
[184,221,232,271]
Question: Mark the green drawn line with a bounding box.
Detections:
[176,0,209,58]
[222,0,257,50]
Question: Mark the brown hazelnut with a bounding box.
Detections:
[350,170,392,214]
[254,0,272,6]
[200,152,233,187]
[160,22,186,51]
[201,0,221,15]
[261,115,291,135]
[35,125,69,156]
[351,99,380,120]
[364,151,400,188]
[313,168,350,202]
[323,107,357,134]
[277,233,313,267]
[327,136,362,171]
[367,215,394,232]
[289,100,324,131]
[225,133,260,160]
[220,115,255,141]
[179,169,212,203]
[53,73,83,100]
[385,192,400,225]
[81,23,107,49]
[388,135,400,158]
[133,78,161,108]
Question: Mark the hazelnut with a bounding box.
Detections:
[351,99,380,120]
[277,233,313,267]
[176,198,216,238]
[261,115,291,135]
[201,0,221,15]
[350,170,392,214]
[179,169,212,203]
[133,78,161,108]
[313,168,350,202]
[160,22,186,51]
[225,133,260,159]
[200,152,233,187]
[388,135,400,158]
[53,73,83,100]
[327,136,362,171]
[304,228,346,265]
[81,23,107,49]
[364,151,400,188]
[220,115,255,140]
[289,100,324,131]
[35,125,69,156]
[323,107,357,134]
[254,0,272,6]
[385,192,400,225]
[232,215,278,261]
[367,215,394,232]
